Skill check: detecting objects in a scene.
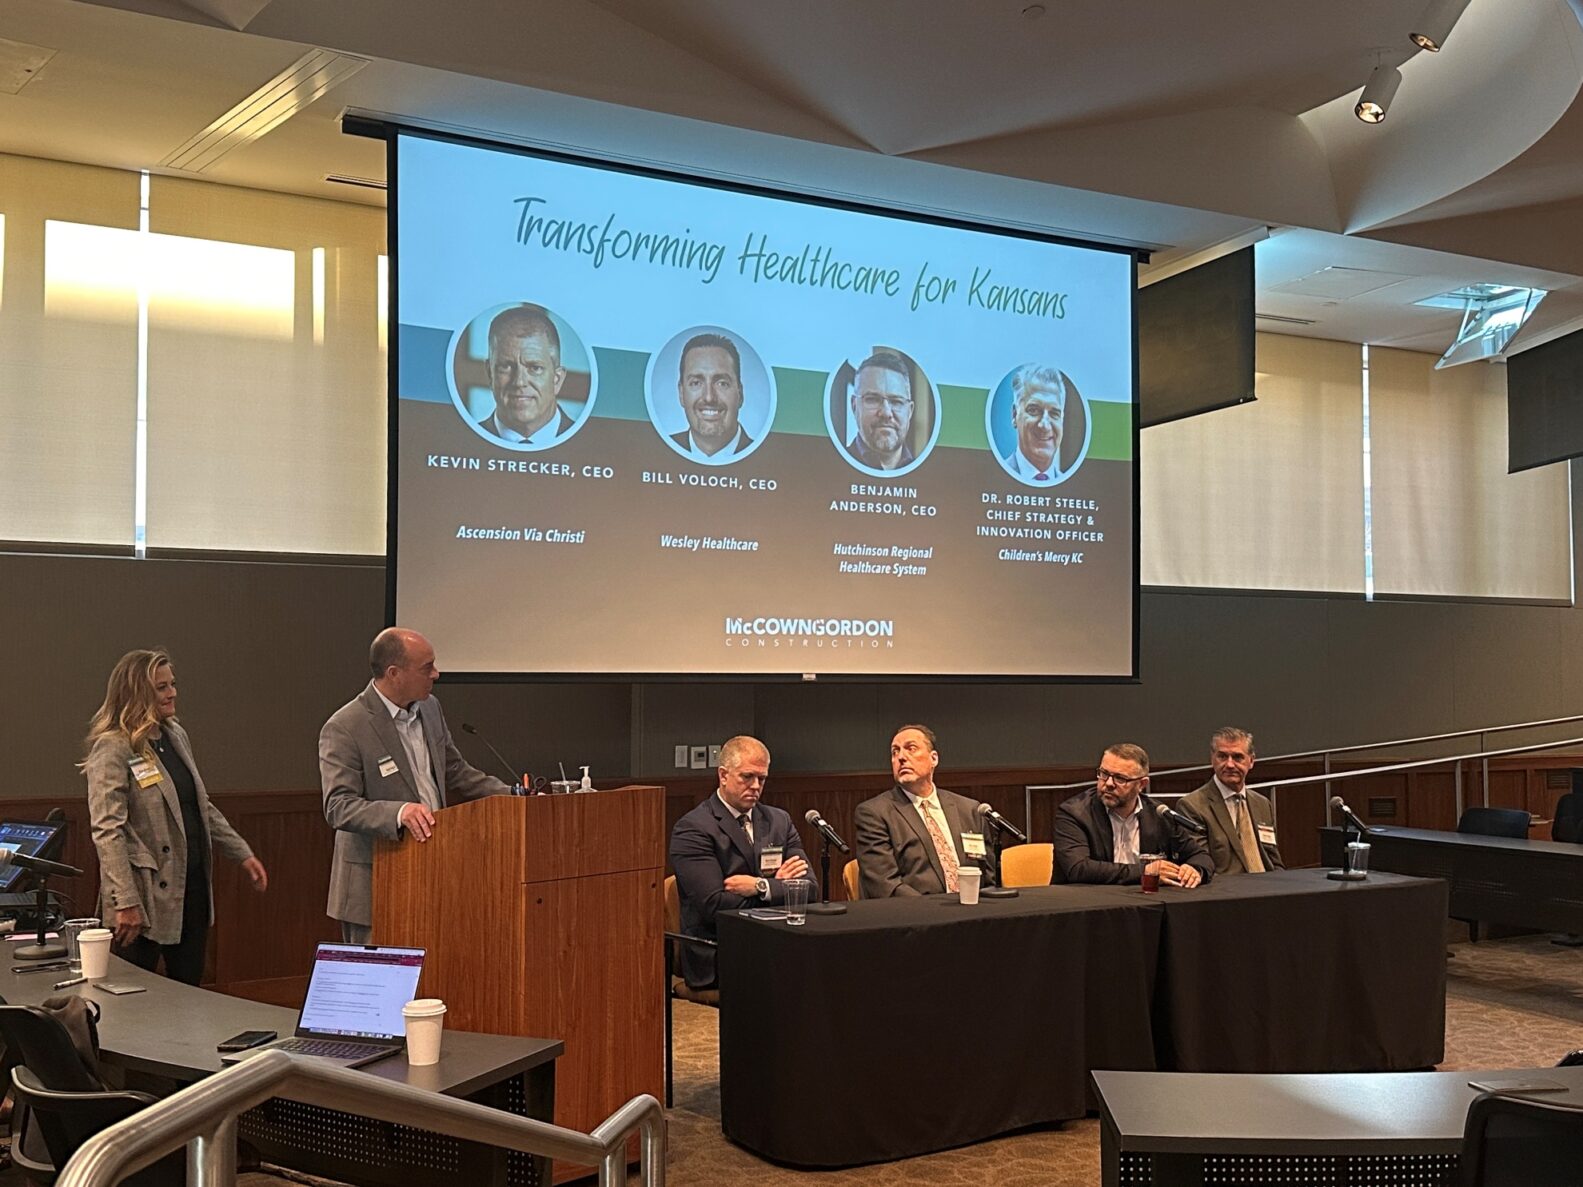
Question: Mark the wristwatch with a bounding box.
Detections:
[755,877,770,898]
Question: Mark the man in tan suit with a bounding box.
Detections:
[1179,726,1284,875]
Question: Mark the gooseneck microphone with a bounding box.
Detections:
[461,722,524,787]
[1153,800,1207,836]
[975,803,1028,843]
[0,849,81,879]
[1330,795,1371,835]
[804,809,851,855]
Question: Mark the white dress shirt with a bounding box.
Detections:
[1108,799,1143,864]
[903,786,962,861]
[1215,775,1244,825]
[487,411,567,447]
[717,791,770,897]
[1009,446,1059,483]
[374,685,442,812]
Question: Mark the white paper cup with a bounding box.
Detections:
[403,998,447,1065]
[78,928,113,978]
[958,866,982,905]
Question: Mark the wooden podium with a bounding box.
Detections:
[372,786,665,1153]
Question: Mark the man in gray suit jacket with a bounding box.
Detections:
[854,724,997,897]
[1178,726,1284,875]
[319,628,511,942]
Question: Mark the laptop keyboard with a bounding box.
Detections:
[273,1038,387,1060]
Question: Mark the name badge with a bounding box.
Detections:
[129,757,161,789]
[377,756,400,779]
[759,846,783,873]
[961,832,987,858]
[1257,824,1277,845]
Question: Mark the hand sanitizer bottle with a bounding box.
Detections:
[579,765,592,792]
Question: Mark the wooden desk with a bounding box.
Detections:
[0,952,561,1187]
[1093,1065,1583,1186]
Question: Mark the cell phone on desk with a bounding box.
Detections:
[217,1029,277,1053]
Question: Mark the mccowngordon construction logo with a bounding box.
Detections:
[723,616,895,649]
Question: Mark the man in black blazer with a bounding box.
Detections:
[476,303,577,448]
[854,724,997,897]
[1053,742,1213,887]
[669,736,814,989]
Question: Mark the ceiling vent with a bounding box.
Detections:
[161,48,369,173]
[324,173,387,191]
[1268,266,1414,301]
[1256,313,1318,326]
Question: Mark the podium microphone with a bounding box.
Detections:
[1330,795,1371,835]
[1153,800,1207,836]
[0,849,81,879]
[461,723,524,787]
[975,803,1028,843]
[804,809,851,855]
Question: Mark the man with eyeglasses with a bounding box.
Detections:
[848,351,916,470]
[1052,742,1213,887]
[668,735,813,989]
[1178,727,1284,875]
[854,724,998,897]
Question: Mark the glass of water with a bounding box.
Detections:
[783,878,811,926]
[62,918,102,969]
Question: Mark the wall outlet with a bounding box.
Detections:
[674,744,689,769]
[689,745,709,769]
[708,744,722,767]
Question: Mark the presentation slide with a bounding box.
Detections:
[392,130,1137,678]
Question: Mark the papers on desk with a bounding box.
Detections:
[742,908,788,921]
[1468,1078,1569,1095]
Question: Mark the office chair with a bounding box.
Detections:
[9,1066,182,1187]
[1457,808,1532,839]
[661,876,718,1108]
[998,843,1054,888]
[1458,1090,1583,1186]
[842,859,861,901]
[1553,793,1583,843]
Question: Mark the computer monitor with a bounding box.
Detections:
[0,820,67,892]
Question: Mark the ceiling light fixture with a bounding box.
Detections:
[1410,0,1473,52]
[1355,62,1402,124]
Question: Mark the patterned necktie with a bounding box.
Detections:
[740,810,754,845]
[1035,472,1049,481]
[919,803,960,892]
[1232,793,1265,873]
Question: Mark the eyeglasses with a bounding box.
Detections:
[1095,768,1146,787]
[858,395,913,415]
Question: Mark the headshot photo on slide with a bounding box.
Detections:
[449,301,598,451]
[826,346,940,479]
[645,325,775,466]
[986,363,1090,487]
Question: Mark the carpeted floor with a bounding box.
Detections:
[5,936,1580,1187]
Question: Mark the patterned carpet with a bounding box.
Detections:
[5,936,1580,1187]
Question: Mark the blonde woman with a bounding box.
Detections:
[83,649,267,984]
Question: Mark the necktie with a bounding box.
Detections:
[1232,793,1265,873]
[1035,471,1049,481]
[740,810,754,845]
[919,803,960,892]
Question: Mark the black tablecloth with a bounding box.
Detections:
[717,886,1162,1167]
[1149,869,1448,1073]
[716,870,1450,1167]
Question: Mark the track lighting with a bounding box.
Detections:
[1354,63,1402,123]
[1410,0,1473,52]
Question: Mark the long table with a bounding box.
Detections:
[717,869,1446,1167]
[1093,1065,1583,1186]
[0,952,562,1187]
[1320,825,1583,934]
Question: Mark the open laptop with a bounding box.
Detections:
[223,942,425,1068]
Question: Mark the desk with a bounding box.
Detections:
[0,953,562,1187]
[1093,1065,1583,1186]
[717,871,1446,1168]
[1320,825,1583,934]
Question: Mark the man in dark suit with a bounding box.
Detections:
[671,332,754,461]
[854,724,997,897]
[1178,727,1284,875]
[1053,742,1213,887]
[477,303,576,447]
[319,627,512,943]
[669,735,813,989]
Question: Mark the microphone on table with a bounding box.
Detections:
[975,802,1028,843]
[1153,800,1207,836]
[804,809,851,855]
[0,849,81,879]
[1330,795,1372,836]
[461,722,525,789]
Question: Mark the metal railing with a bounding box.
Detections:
[55,1049,664,1187]
[1022,713,1583,834]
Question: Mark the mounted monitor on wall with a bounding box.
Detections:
[383,126,1139,680]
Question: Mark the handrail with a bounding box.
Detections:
[1247,735,1583,793]
[55,1049,664,1187]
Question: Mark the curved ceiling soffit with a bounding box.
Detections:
[1300,0,1583,235]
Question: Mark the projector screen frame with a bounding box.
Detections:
[371,120,1142,685]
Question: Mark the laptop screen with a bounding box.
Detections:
[0,821,66,892]
[297,943,426,1040]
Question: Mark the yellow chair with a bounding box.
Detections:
[663,875,719,1106]
[842,859,862,901]
[999,842,1054,888]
